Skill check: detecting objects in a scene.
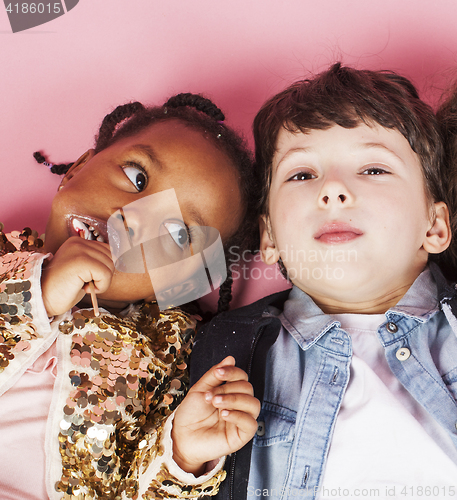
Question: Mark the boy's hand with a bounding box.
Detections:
[171,356,260,475]
[41,236,114,316]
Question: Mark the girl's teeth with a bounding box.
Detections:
[72,219,104,242]
[72,219,89,239]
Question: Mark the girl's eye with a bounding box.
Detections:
[288,171,316,181]
[361,166,389,175]
[122,164,148,192]
[163,222,191,250]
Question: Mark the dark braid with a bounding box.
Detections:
[165,93,225,121]
[216,267,233,314]
[95,102,145,153]
[36,93,258,314]
[33,151,73,175]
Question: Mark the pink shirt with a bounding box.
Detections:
[0,342,57,499]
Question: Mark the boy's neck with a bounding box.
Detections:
[307,282,416,315]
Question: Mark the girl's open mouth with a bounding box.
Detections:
[69,216,108,243]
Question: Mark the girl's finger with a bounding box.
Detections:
[220,410,259,438]
[211,393,261,419]
[189,356,237,393]
[208,380,254,398]
[213,365,249,383]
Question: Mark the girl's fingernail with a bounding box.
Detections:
[221,410,229,417]
[213,395,223,404]
[215,368,225,376]
[205,392,213,402]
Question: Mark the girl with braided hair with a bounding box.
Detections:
[0,93,260,499]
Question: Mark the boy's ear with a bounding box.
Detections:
[259,215,280,265]
[59,149,95,190]
[423,202,451,254]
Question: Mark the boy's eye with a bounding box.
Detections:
[288,171,316,181]
[361,166,389,175]
[163,221,191,250]
[122,164,148,192]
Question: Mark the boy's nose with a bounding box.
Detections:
[318,180,354,207]
[322,193,347,204]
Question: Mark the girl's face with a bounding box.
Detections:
[45,119,243,310]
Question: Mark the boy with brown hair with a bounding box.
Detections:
[188,64,457,499]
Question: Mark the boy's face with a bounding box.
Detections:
[45,120,242,310]
[261,123,450,314]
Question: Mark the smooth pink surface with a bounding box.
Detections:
[2,0,457,307]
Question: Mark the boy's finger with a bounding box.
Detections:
[190,356,237,392]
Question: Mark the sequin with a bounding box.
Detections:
[13,340,30,352]
[59,320,74,335]
[60,419,72,431]
[63,405,75,416]
[96,429,108,441]
[74,318,85,329]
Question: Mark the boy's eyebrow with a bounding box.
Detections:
[275,147,313,170]
[275,142,407,169]
[357,142,406,165]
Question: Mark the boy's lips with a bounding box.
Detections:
[68,216,108,242]
[314,222,363,244]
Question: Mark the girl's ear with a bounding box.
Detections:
[259,215,280,265]
[59,150,96,190]
[423,202,452,254]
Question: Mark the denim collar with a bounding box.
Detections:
[278,264,441,351]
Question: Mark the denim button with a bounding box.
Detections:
[386,322,398,333]
[396,347,411,361]
[256,421,266,436]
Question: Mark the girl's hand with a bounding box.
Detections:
[41,236,114,316]
[171,356,261,475]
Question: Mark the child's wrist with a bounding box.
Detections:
[171,425,207,476]
[172,445,206,476]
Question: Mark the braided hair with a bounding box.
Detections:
[34,93,257,313]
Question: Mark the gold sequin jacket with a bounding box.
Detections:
[0,228,225,499]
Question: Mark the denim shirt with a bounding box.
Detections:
[248,267,457,499]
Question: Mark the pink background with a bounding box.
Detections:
[2,0,457,309]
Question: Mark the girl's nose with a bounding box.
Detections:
[116,212,135,238]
